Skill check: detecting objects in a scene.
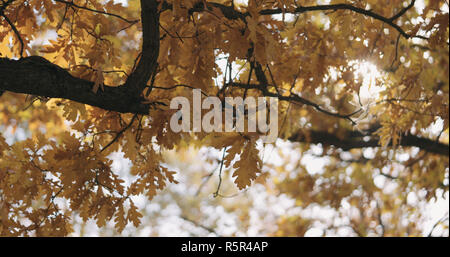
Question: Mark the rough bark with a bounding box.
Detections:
[289,129,449,156]
[0,0,161,114]
[124,0,160,94]
[0,56,150,114]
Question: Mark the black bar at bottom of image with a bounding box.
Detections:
[0,236,446,256]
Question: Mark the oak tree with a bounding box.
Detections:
[0,0,448,236]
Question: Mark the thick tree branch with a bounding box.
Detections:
[288,129,449,157]
[0,57,150,114]
[0,1,162,114]
[124,0,160,94]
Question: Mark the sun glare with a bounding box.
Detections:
[353,61,384,103]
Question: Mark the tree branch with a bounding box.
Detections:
[0,57,150,114]
[54,0,139,24]
[288,129,449,157]
[161,1,424,39]
[0,1,162,114]
[389,0,416,21]
[101,114,138,152]
[228,82,361,123]
[179,215,219,236]
[124,0,160,94]
[0,0,24,57]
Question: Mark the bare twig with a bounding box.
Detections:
[389,0,416,21]
[54,0,139,24]
[427,213,449,237]
[213,147,227,198]
[180,215,219,235]
[0,6,24,57]
[101,114,138,152]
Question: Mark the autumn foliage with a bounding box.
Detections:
[0,0,449,236]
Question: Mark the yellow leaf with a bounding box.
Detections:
[232,140,262,190]
[127,202,142,228]
[92,66,104,94]
[114,205,127,233]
